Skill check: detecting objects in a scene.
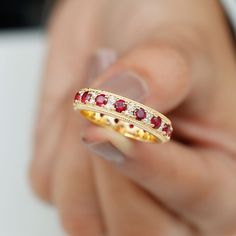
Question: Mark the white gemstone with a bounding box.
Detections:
[88,92,97,104]
[143,112,152,123]
[159,121,165,131]
[147,113,152,119]
[124,104,135,115]
[106,96,116,109]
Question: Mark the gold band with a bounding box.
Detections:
[73,88,173,143]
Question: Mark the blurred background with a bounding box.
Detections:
[0,0,65,235]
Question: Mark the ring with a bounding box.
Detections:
[73,88,173,143]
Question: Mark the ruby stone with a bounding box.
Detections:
[95,94,108,106]
[114,99,127,112]
[162,124,172,137]
[134,108,146,120]
[74,92,80,102]
[151,116,162,128]
[81,91,92,104]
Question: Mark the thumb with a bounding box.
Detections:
[91,42,192,113]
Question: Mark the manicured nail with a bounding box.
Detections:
[86,49,117,85]
[96,70,149,101]
[81,127,133,163]
[82,140,125,164]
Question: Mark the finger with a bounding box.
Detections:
[92,156,194,236]
[42,48,117,233]
[51,49,117,234]
[82,126,205,212]
[52,111,104,236]
[30,50,116,202]
[30,0,104,201]
[83,126,236,233]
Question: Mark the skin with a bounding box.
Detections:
[30,0,236,235]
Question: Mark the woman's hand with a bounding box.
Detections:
[30,0,236,235]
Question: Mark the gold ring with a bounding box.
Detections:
[73,88,173,143]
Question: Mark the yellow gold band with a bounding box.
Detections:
[73,88,173,143]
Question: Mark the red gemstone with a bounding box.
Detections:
[74,92,80,102]
[114,99,127,112]
[134,108,146,120]
[95,94,108,106]
[162,124,172,137]
[81,91,92,104]
[129,124,134,128]
[151,116,162,128]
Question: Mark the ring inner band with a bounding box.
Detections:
[80,110,159,143]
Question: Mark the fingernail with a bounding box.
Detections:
[86,49,117,85]
[82,139,125,164]
[96,70,149,101]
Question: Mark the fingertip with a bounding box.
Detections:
[81,125,133,157]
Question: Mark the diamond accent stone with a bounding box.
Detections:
[159,121,165,130]
[143,112,152,123]
[106,96,116,109]
[124,104,135,115]
[89,92,97,104]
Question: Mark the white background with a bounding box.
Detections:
[0,31,65,236]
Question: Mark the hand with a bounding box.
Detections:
[30,0,236,235]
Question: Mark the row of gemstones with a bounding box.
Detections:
[74,90,172,137]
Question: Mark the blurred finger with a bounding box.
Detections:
[92,156,194,236]
[83,126,236,233]
[52,112,105,236]
[30,0,104,201]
